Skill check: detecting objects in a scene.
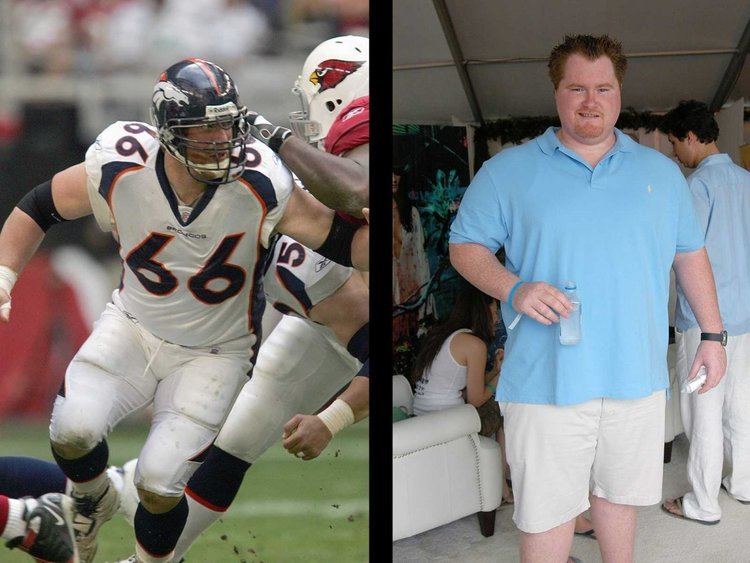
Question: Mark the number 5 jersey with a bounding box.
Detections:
[84,121,293,349]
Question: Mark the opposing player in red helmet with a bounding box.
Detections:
[248,35,369,218]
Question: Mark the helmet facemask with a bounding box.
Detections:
[153,101,249,185]
[289,79,322,145]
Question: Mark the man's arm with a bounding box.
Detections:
[247,113,368,217]
[672,247,727,393]
[278,137,368,217]
[0,163,92,321]
[276,186,368,271]
[281,376,369,461]
[449,242,571,324]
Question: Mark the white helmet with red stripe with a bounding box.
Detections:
[289,35,369,146]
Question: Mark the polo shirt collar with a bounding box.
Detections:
[537,126,636,157]
[696,153,731,171]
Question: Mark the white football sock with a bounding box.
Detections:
[1,498,29,541]
[72,470,109,497]
[172,495,223,560]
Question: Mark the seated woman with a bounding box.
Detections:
[410,282,510,503]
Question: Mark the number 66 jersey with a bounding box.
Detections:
[84,121,293,349]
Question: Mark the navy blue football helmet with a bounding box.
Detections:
[151,58,249,184]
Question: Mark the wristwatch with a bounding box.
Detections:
[700,330,728,346]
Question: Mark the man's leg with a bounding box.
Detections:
[49,303,157,563]
[174,316,359,560]
[0,457,67,498]
[500,400,599,563]
[132,347,249,563]
[589,494,636,563]
[519,518,576,563]
[676,328,725,521]
[592,391,665,563]
[721,332,750,501]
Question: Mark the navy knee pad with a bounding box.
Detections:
[185,445,251,511]
[51,440,109,483]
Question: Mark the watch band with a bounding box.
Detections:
[700,330,727,346]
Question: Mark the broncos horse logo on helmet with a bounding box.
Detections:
[290,36,369,147]
[150,58,249,185]
[152,81,191,112]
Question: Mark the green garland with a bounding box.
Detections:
[473,107,672,170]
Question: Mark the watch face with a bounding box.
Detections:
[722,330,728,346]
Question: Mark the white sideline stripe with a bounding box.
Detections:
[230,499,369,518]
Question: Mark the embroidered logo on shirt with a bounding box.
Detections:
[647,184,653,193]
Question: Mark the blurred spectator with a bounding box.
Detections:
[82,0,158,72]
[149,0,269,70]
[291,0,368,36]
[11,0,75,75]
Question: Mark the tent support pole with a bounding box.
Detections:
[432,0,485,126]
[710,17,750,111]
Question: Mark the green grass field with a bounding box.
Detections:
[0,420,368,562]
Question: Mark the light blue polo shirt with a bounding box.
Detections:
[450,127,704,406]
[675,153,750,336]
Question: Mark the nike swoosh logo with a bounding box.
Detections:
[42,505,66,526]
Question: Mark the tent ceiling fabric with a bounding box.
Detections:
[394,0,750,124]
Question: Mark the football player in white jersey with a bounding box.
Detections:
[246,35,369,217]
[0,58,367,563]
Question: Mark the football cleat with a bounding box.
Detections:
[5,492,79,563]
[110,459,139,527]
[71,481,120,563]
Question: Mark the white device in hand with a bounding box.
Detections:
[682,366,707,394]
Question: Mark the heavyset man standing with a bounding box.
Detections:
[449,35,727,562]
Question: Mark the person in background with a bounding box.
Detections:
[659,100,750,524]
[410,281,512,505]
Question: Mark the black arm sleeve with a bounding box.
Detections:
[16,180,67,232]
[315,213,357,267]
[347,323,369,378]
[355,358,369,379]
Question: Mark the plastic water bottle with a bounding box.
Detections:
[559,281,581,345]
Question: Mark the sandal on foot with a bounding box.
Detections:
[661,496,720,525]
[574,528,596,540]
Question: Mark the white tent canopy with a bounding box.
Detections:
[394,1,750,125]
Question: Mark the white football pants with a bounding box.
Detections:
[215,314,360,463]
[50,302,251,496]
[679,328,750,521]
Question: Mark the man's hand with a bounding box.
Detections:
[687,341,727,394]
[512,281,573,325]
[0,288,10,323]
[282,414,333,461]
[246,111,292,153]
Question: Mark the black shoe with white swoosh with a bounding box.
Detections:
[6,492,79,562]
